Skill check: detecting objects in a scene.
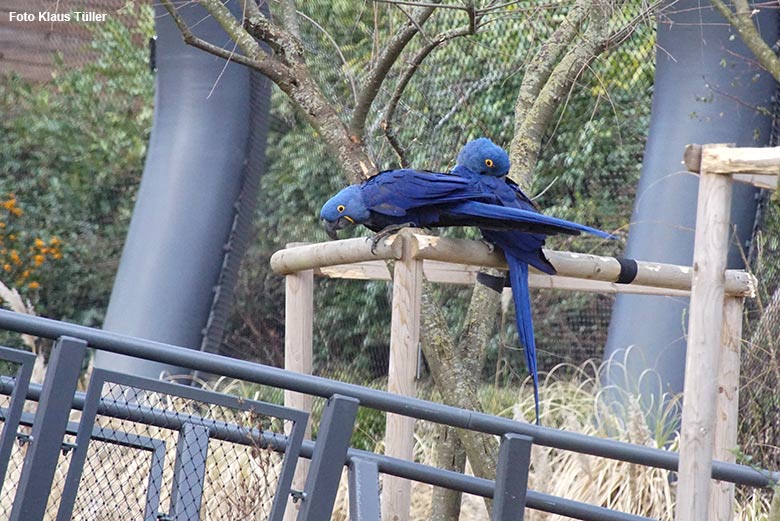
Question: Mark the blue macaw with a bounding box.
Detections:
[320,138,613,424]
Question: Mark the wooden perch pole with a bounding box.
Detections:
[709,296,744,521]
[383,230,423,521]
[270,235,756,297]
[675,144,735,521]
[684,143,780,190]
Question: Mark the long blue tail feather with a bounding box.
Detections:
[507,257,540,425]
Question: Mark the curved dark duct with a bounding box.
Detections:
[604,1,777,409]
[95,2,270,378]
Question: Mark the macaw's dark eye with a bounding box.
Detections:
[337,205,346,212]
[485,158,494,168]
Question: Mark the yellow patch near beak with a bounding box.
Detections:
[343,216,355,224]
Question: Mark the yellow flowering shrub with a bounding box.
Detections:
[0,195,62,292]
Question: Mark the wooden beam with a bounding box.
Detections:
[270,236,403,274]
[684,143,780,190]
[410,234,755,297]
[675,145,734,521]
[315,260,693,297]
[708,296,744,521]
[730,173,778,191]
[283,264,314,521]
[383,231,422,521]
[272,236,755,296]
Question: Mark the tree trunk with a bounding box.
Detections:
[420,280,500,516]
[430,424,468,521]
[426,269,502,518]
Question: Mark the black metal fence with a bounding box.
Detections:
[0,309,775,521]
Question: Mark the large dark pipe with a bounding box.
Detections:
[95,1,270,377]
[604,1,777,407]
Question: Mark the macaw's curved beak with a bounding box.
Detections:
[322,217,353,240]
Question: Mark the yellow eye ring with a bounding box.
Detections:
[337,205,346,212]
[485,158,494,168]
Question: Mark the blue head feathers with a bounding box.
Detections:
[320,185,370,239]
[456,138,510,177]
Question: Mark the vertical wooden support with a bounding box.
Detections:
[284,261,314,521]
[708,296,744,521]
[675,145,734,521]
[383,231,423,521]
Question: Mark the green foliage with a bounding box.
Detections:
[0,4,154,325]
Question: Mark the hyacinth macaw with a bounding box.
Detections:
[320,138,612,424]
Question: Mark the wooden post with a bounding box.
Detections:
[708,296,744,521]
[675,145,734,521]
[283,261,314,521]
[383,230,423,521]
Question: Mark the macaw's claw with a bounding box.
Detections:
[369,223,414,255]
[481,239,496,254]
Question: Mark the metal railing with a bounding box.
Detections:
[0,309,775,521]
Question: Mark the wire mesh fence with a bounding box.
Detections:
[0,0,655,377]
[0,374,300,520]
[5,1,780,518]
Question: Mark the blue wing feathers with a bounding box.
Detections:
[363,170,489,216]
[447,201,615,239]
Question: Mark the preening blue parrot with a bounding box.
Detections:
[320,138,613,424]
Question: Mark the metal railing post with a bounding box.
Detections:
[492,434,533,521]
[0,347,34,491]
[9,336,86,521]
[298,394,359,521]
[169,422,210,521]
[348,457,381,521]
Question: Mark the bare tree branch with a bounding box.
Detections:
[710,0,780,82]
[382,24,474,165]
[164,0,376,181]
[280,0,302,38]
[349,2,440,140]
[241,0,261,21]
[510,0,655,188]
[200,0,266,60]
[244,12,306,65]
[161,0,271,72]
[428,268,502,516]
[430,424,468,521]
[373,0,469,12]
[514,1,591,124]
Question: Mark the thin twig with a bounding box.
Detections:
[531,175,559,201]
[394,3,435,44]
[382,24,474,165]
[349,1,439,140]
[372,0,470,11]
[296,10,359,103]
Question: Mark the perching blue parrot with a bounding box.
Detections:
[320,138,613,424]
